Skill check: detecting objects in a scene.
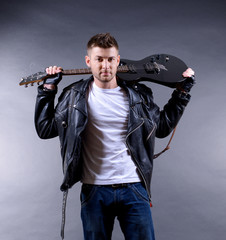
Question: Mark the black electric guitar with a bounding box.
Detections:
[19,54,188,88]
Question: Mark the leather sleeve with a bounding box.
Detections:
[155,90,191,138]
[34,86,59,139]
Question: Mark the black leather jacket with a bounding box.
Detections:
[35,77,190,200]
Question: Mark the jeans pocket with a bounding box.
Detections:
[80,184,97,207]
[129,183,150,203]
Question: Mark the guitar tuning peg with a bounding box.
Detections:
[25,85,28,88]
[31,83,34,86]
[37,82,40,85]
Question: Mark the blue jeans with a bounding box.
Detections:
[80,183,155,240]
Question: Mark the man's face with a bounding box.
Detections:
[85,46,120,89]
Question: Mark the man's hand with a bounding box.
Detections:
[177,68,195,93]
[182,68,195,78]
[44,66,63,90]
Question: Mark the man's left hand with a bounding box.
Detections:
[178,68,195,93]
[182,68,195,78]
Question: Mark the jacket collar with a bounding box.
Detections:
[70,76,93,95]
[70,76,143,109]
[117,79,143,105]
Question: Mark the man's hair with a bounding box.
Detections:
[87,33,119,51]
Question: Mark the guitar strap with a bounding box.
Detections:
[61,190,68,240]
[153,126,177,159]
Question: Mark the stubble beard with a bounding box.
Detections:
[96,71,116,83]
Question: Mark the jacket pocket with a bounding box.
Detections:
[129,183,150,203]
[80,184,98,207]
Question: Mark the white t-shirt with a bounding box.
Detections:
[81,81,141,185]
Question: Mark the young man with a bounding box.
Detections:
[35,33,195,240]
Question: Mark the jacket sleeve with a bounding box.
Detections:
[155,89,191,138]
[34,86,59,139]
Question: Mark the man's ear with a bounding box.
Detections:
[85,56,90,67]
[117,55,120,66]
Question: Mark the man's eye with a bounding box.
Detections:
[108,58,114,62]
[97,58,103,62]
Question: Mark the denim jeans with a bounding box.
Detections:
[80,183,155,240]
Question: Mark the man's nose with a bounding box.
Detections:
[102,59,110,68]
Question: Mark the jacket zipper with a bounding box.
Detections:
[125,119,156,201]
[62,90,77,175]
[146,122,157,142]
[62,90,87,176]
[125,118,149,200]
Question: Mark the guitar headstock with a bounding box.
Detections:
[19,71,47,87]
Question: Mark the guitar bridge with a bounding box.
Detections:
[153,62,160,74]
[144,62,162,74]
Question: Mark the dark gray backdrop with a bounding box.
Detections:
[1,0,226,239]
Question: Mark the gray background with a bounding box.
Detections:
[1,0,226,239]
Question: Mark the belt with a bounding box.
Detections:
[104,182,141,188]
[83,182,140,188]
[109,183,129,188]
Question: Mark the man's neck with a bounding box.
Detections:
[93,77,118,89]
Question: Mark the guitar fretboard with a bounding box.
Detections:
[62,65,129,75]
[62,68,91,75]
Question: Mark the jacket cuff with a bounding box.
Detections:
[172,89,191,101]
[37,84,58,95]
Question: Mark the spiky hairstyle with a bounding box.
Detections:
[87,33,119,51]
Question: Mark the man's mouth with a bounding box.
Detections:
[101,72,111,76]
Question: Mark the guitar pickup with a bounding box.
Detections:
[144,62,155,73]
[128,64,137,73]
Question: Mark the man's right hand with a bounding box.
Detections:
[44,66,63,90]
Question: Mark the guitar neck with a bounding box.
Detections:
[62,65,128,75]
[62,68,91,75]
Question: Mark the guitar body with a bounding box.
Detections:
[117,54,188,88]
[19,54,188,88]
